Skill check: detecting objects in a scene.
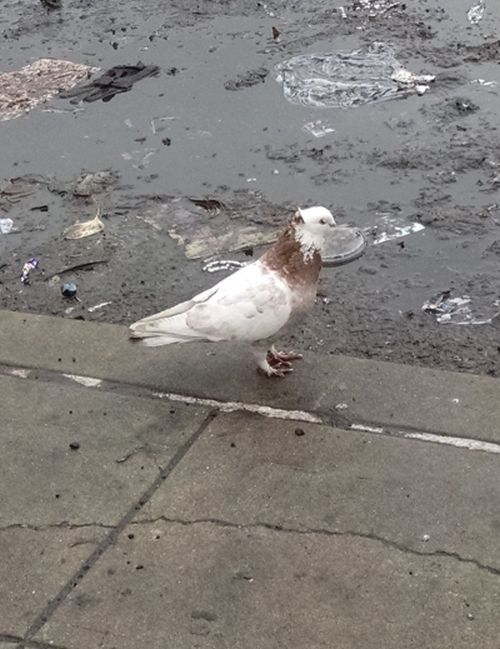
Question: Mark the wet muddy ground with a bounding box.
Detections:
[1,0,500,376]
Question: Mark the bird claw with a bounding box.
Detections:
[257,364,293,378]
[267,346,303,366]
[256,346,302,377]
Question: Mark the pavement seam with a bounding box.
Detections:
[131,516,500,579]
[0,636,70,649]
[0,634,21,645]
[3,363,500,456]
[19,409,218,646]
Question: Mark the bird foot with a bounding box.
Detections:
[267,345,303,367]
[257,362,293,378]
[256,346,302,378]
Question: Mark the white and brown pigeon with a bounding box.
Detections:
[130,206,336,376]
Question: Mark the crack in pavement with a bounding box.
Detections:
[18,410,218,647]
[0,522,114,533]
[131,515,500,578]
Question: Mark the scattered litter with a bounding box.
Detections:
[50,258,109,278]
[186,129,212,140]
[303,120,336,138]
[189,198,225,214]
[422,533,430,542]
[0,59,98,122]
[467,0,485,24]
[61,282,77,298]
[257,1,275,17]
[122,149,157,169]
[21,258,39,285]
[202,260,247,273]
[139,197,284,259]
[335,403,348,410]
[60,62,160,104]
[0,178,34,200]
[74,171,116,196]
[455,98,479,113]
[88,301,112,312]
[338,6,347,19]
[353,0,402,17]
[69,441,80,451]
[422,291,500,325]
[171,225,278,260]
[40,0,62,9]
[224,68,269,91]
[272,26,280,41]
[364,213,425,245]
[150,115,177,135]
[0,217,14,234]
[471,78,497,88]
[63,207,104,240]
[276,42,435,109]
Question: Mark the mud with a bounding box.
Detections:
[1,0,500,376]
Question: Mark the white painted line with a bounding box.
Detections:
[351,423,500,455]
[403,431,500,454]
[152,391,323,424]
[351,423,384,434]
[9,366,499,455]
[8,368,31,378]
[63,374,102,388]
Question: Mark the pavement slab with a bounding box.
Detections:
[1,310,500,441]
[0,374,208,526]
[35,520,500,649]
[1,311,500,646]
[0,372,209,640]
[0,526,107,638]
[139,413,500,576]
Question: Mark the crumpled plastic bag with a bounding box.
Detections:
[276,42,434,109]
[422,291,500,325]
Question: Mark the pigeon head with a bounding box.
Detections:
[291,206,336,258]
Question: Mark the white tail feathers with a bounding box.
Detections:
[129,311,209,347]
[130,333,192,347]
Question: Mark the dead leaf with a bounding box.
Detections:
[63,207,104,240]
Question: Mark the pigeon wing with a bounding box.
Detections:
[129,261,292,345]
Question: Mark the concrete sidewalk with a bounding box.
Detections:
[1,309,500,649]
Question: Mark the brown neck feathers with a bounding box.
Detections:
[261,226,322,286]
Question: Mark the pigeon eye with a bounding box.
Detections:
[319,218,327,225]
